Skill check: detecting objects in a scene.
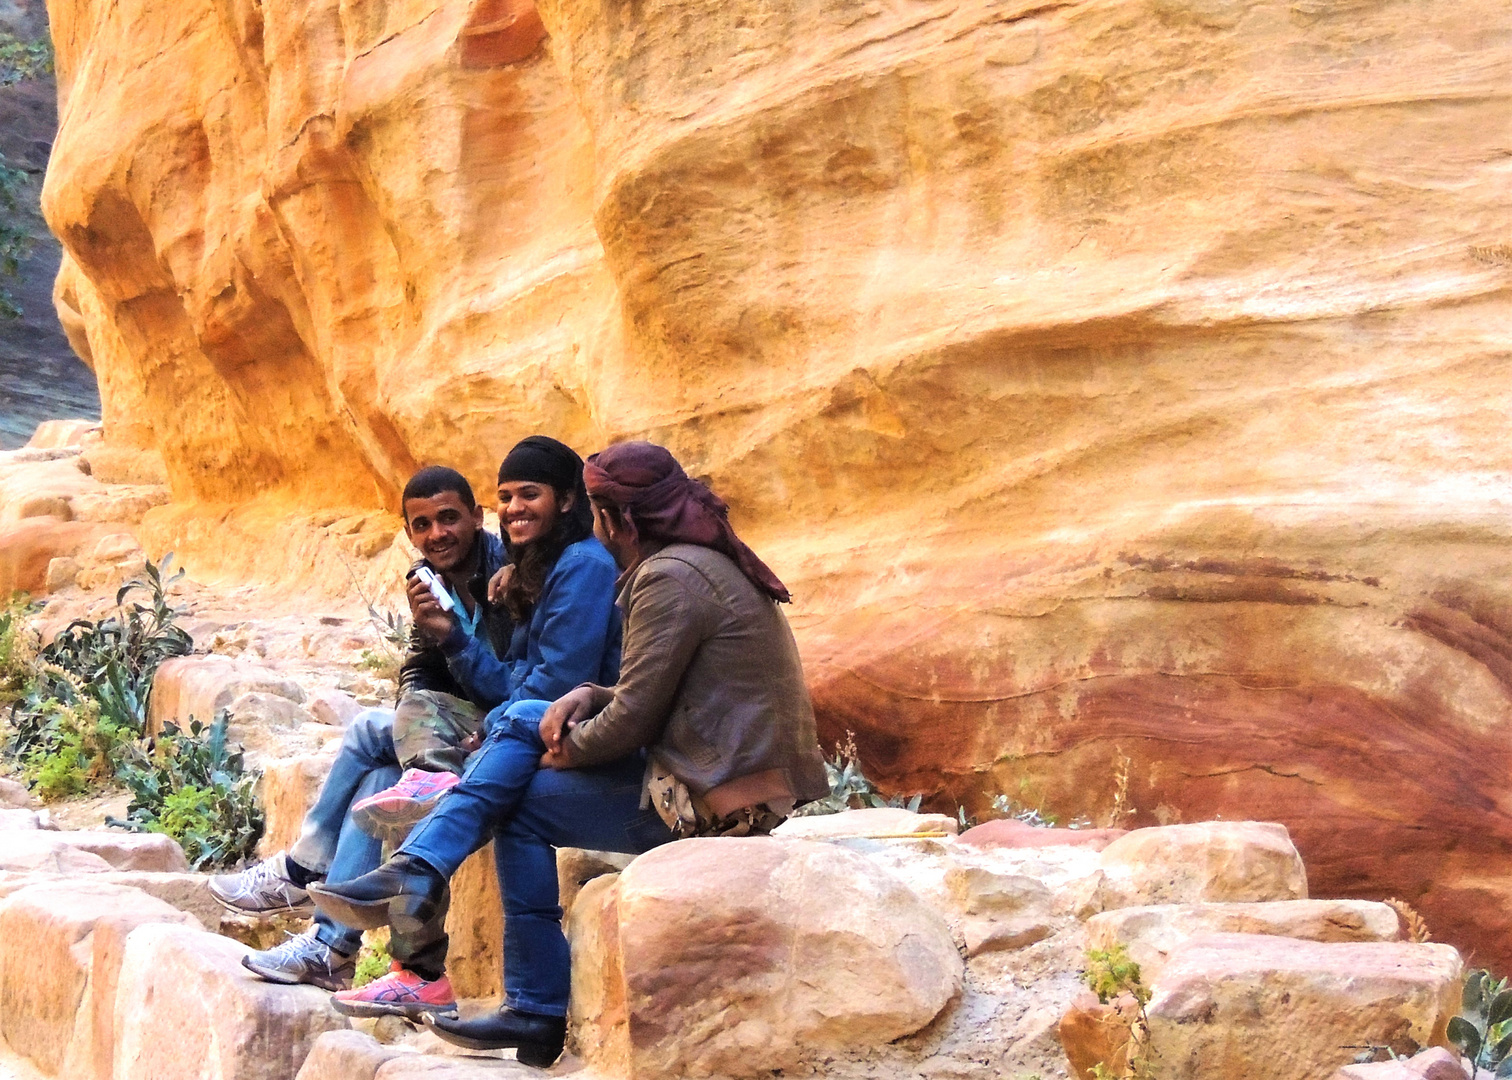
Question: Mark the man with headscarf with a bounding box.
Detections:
[309,441,829,1065]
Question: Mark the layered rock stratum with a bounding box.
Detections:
[31,0,1512,969]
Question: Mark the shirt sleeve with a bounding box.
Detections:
[505,550,621,707]
[441,620,514,709]
[564,566,714,766]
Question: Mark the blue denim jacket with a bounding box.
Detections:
[440,536,622,718]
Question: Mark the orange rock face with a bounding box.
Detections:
[40,0,1512,966]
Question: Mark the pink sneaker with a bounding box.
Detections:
[331,962,458,1019]
[351,769,462,840]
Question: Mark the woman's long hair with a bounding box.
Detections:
[500,480,594,623]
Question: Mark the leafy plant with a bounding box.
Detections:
[353,928,394,988]
[1084,943,1157,1080]
[0,593,37,704]
[5,557,192,784]
[109,714,264,869]
[1448,969,1512,1077]
[791,731,923,817]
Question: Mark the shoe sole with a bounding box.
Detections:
[350,796,444,840]
[420,1014,563,1066]
[305,884,394,931]
[331,997,458,1020]
[240,954,349,993]
[211,892,315,920]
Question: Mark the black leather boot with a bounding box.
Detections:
[307,853,448,932]
[424,1007,567,1066]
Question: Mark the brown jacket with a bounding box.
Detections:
[564,542,828,814]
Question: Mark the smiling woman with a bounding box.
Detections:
[495,436,596,625]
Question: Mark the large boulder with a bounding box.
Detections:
[1146,934,1462,1080]
[148,655,306,734]
[567,837,962,1079]
[774,808,959,840]
[959,819,1128,852]
[54,830,191,873]
[293,1030,403,1080]
[0,832,114,874]
[0,879,200,1079]
[1093,822,1308,910]
[1332,1047,1467,1080]
[1087,899,1403,980]
[112,923,348,1080]
[258,747,339,856]
[444,843,503,1000]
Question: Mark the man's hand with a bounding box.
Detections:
[486,564,514,605]
[538,687,596,769]
[407,573,458,646]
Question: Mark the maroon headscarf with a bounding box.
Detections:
[583,442,791,603]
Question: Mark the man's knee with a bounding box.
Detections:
[343,708,396,757]
[504,699,550,722]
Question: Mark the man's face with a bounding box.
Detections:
[403,491,484,573]
[591,500,634,570]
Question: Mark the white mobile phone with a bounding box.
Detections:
[413,567,456,613]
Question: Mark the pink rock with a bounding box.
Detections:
[959,818,1127,851]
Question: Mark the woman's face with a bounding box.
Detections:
[498,480,569,546]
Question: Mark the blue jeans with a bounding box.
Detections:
[289,708,402,956]
[400,699,673,1016]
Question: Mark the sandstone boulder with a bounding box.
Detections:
[258,747,339,856]
[293,1030,404,1080]
[0,879,200,1079]
[308,689,365,728]
[376,1059,542,1079]
[148,655,306,735]
[1332,1047,1467,1080]
[57,830,190,873]
[1087,899,1403,980]
[943,864,1056,956]
[112,923,348,1080]
[1094,822,1307,911]
[0,808,41,830]
[568,837,961,1078]
[27,419,100,449]
[0,777,36,808]
[558,847,635,917]
[0,833,114,874]
[446,843,503,1000]
[375,1058,540,1078]
[774,808,959,840]
[960,819,1128,852]
[0,516,108,595]
[1146,934,1462,1080]
[93,870,224,930]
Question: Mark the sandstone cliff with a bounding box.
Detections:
[37,0,1512,966]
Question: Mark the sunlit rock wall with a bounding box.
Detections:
[42,0,1512,963]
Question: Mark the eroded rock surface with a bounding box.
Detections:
[568,836,963,1078]
[36,0,1512,967]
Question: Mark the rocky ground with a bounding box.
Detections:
[0,426,1487,1080]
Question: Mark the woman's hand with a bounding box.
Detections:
[538,686,597,769]
[406,573,458,646]
[487,564,515,605]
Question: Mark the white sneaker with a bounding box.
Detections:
[208,852,314,917]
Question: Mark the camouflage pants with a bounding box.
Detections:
[391,690,484,774]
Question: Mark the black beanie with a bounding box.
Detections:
[498,436,583,491]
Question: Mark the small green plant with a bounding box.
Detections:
[791,731,923,817]
[1083,943,1157,1080]
[4,557,192,794]
[0,30,53,320]
[353,928,394,988]
[109,714,264,869]
[1448,969,1512,1077]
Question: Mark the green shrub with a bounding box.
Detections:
[353,928,394,988]
[1083,943,1157,1080]
[1448,969,1512,1077]
[5,557,191,779]
[790,731,923,817]
[110,714,263,869]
